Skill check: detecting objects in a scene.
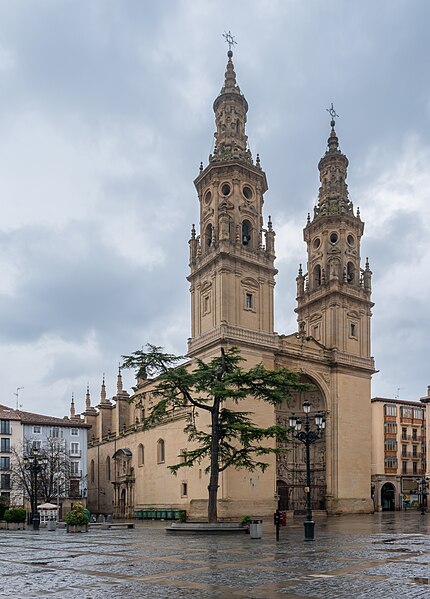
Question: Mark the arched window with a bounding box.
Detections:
[157,439,165,464]
[347,262,355,284]
[313,264,321,288]
[242,220,252,246]
[138,444,145,467]
[205,223,213,247]
[90,459,95,483]
[106,456,111,481]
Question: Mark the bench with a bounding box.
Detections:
[101,522,135,530]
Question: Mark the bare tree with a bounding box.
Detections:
[10,438,71,507]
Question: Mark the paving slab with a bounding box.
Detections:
[0,512,429,598]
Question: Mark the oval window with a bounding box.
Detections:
[221,183,231,196]
[330,232,338,244]
[204,190,212,204]
[243,186,253,200]
[347,234,355,246]
[313,238,321,249]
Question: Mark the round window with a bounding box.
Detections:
[347,234,355,246]
[221,183,231,196]
[204,190,212,204]
[330,232,338,244]
[243,186,253,200]
[313,238,321,249]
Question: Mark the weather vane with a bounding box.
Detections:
[222,31,237,52]
[326,102,339,124]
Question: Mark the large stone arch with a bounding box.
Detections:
[276,374,327,512]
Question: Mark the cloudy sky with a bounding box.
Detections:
[0,0,429,417]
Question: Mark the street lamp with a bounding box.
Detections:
[415,476,429,515]
[23,447,48,530]
[289,400,326,541]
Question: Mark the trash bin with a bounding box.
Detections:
[47,519,56,531]
[249,519,263,539]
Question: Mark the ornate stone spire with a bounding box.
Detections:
[117,365,123,394]
[100,374,107,404]
[70,393,76,418]
[85,384,91,411]
[313,106,356,221]
[210,48,252,164]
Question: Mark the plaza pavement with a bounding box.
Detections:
[0,512,429,598]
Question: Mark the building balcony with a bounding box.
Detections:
[69,449,82,457]
[0,465,10,472]
[70,470,82,479]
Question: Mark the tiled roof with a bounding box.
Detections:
[371,397,425,408]
[0,404,90,428]
[0,404,22,421]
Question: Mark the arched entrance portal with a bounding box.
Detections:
[276,375,326,512]
[381,483,396,511]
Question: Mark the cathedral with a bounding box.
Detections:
[85,48,375,519]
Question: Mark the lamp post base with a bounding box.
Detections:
[304,519,315,541]
[32,513,40,531]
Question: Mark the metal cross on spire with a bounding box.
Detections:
[326,103,339,126]
[222,31,237,52]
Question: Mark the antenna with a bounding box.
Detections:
[14,387,24,409]
[394,387,403,400]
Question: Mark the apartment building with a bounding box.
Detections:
[371,397,427,510]
[0,403,89,514]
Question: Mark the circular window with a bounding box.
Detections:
[243,186,253,200]
[204,190,212,204]
[330,232,339,244]
[347,234,355,246]
[313,238,321,250]
[221,183,231,196]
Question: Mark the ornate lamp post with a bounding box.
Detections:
[23,447,48,530]
[289,400,325,541]
[415,476,429,515]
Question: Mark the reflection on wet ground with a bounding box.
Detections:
[0,512,429,598]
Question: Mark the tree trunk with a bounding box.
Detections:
[207,396,220,523]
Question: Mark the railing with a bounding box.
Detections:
[69,470,82,479]
[69,449,82,457]
[0,465,10,471]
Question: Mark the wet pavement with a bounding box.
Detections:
[0,512,429,598]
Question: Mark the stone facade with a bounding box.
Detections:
[85,49,376,519]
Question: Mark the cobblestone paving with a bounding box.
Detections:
[0,512,429,598]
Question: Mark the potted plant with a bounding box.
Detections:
[4,507,26,530]
[65,502,89,533]
[241,514,252,533]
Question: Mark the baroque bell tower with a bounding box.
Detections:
[188,47,277,356]
[295,109,373,358]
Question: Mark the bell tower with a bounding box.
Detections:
[295,110,374,359]
[188,48,277,356]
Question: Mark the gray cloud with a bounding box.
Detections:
[0,0,429,416]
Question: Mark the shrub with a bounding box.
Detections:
[4,508,26,523]
[65,502,89,526]
[241,515,252,526]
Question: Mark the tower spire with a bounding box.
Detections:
[210,37,251,165]
[313,104,355,221]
